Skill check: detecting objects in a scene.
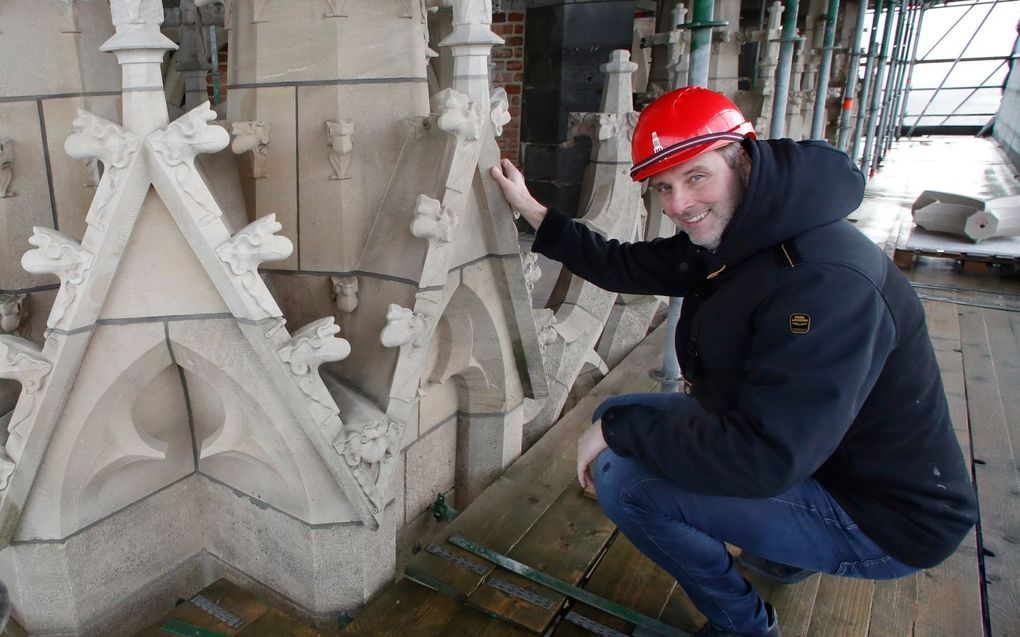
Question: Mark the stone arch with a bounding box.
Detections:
[426,277,525,505]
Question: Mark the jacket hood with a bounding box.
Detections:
[709,138,865,266]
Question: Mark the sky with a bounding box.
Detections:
[861,0,1020,127]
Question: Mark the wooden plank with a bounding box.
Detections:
[745,571,821,637]
[404,325,665,600]
[657,575,707,635]
[866,575,917,637]
[914,530,983,637]
[910,301,985,637]
[341,579,469,637]
[550,533,677,637]
[922,300,972,464]
[465,485,616,633]
[806,577,874,637]
[960,307,1020,636]
[237,609,323,637]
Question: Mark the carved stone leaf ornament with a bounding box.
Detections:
[230,121,270,179]
[147,103,230,225]
[64,110,141,228]
[0,294,30,338]
[278,317,351,376]
[325,119,354,180]
[489,88,511,137]
[434,89,486,141]
[0,335,53,476]
[333,417,405,510]
[521,250,541,297]
[330,276,359,313]
[410,194,459,243]
[278,317,351,423]
[21,228,96,330]
[216,214,293,315]
[379,304,428,349]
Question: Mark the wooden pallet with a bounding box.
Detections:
[893,224,1020,273]
[893,245,1020,273]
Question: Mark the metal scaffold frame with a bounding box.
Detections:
[846,0,1018,172]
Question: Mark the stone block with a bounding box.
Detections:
[98,191,232,320]
[404,416,456,521]
[456,404,523,506]
[231,2,428,85]
[0,2,118,99]
[296,83,431,273]
[3,476,204,635]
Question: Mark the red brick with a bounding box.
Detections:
[514,24,525,34]
[503,36,524,47]
[492,23,514,35]
[508,12,525,21]
[492,48,513,59]
[492,12,507,22]
[508,106,520,118]
[504,84,521,95]
[512,47,524,57]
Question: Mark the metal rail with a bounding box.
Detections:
[448,534,691,637]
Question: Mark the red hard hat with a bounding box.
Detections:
[630,87,756,182]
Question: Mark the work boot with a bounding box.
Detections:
[736,553,815,585]
[692,603,781,637]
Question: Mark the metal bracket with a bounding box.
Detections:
[424,543,489,575]
[487,576,556,609]
[565,611,632,637]
[190,594,245,629]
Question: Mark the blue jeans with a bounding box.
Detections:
[591,393,917,634]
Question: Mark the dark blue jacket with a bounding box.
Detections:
[532,138,977,569]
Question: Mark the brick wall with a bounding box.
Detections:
[490,11,525,163]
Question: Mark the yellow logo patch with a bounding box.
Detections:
[789,313,811,334]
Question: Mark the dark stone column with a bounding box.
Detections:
[521,1,635,218]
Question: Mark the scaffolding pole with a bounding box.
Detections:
[884,0,920,149]
[873,0,909,169]
[837,0,869,151]
[896,1,927,138]
[770,0,801,138]
[811,0,841,138]
[652,0,723,392]
[851,0,885,163]
[861,0,896,174]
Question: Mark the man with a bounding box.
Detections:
[490,87,977,637]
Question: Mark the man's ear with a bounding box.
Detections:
[737,150,752,187]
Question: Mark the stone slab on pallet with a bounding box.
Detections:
[893,225,1020,273]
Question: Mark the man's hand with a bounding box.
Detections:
[489,159,548,230]
[577,420,608,490]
